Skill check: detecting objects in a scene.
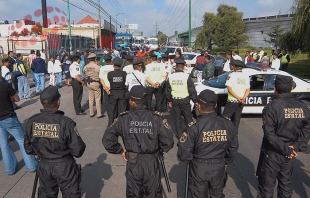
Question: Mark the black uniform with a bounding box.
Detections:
[177,112,238,198]
[103,87,174,198]
[24,109,86,198]
[256,93,310,198]
[107,69,127,126]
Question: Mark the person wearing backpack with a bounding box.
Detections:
[13,53,30,99]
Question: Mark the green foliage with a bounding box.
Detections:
[196,4,248,50]
[279,0,310,56]
[264,24,285,49]
[157,31,168,45]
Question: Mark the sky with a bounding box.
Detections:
[0,0,294,37]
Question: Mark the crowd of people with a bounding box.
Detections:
[0,45,308,198]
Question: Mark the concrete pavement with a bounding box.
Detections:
[0,80,309,198]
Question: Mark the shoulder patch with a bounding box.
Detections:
[180,132,188,143]
[74,126,80,136]
[110,118,119,127]
[119,111,129,116]
[162,119,171,129]
[187,120,196,127]
[154,111,163,116]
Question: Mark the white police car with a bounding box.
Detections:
[194,68,310,114]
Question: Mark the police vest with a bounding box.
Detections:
[168,72,189,98]
[281,54,288,64]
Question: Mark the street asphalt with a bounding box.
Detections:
[0,79,309,198]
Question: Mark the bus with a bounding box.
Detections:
[133,36,145,48]
[146,37,159,50]
[114,33,133,49]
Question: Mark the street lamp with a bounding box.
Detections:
[124,15,130,33]
[116,12,124,33]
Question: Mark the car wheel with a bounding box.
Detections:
[191,68,198,78]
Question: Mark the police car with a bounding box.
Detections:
[194,68,310,114]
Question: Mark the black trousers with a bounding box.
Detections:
[172,97,193,138]
[108,89,127,126]
[103,90,112,117]
[256,150,293,198]
[189,159,226,198]
[281,63,288,72]
[146,86,162,111]
[160,82,168,112]
[214,67,223,77]
[71,78,83,114]
[38,158,81,198]
[126,156,162,198]
[222,102,244,132]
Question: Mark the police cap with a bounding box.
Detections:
[104,54,112,60]
[230,59,245,67]
[113,57,122,66]
[162,54,168,59]
[198,89,217,105]
[40,86,61,104]
[175,59,186,65]
[125,85,147,103]
[150,52,157,57]
[133,59,142,66]
[275,75,293,87]
[88,53,96,59]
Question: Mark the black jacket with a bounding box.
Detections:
[177,112,238,164]
[261,93,310,155]
[103,107,174,154]
[24,110,86,159]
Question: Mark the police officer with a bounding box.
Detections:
[177,89,238,198]
[280,50,290,72]
[102,85,174,197]
[125,59,146,91]
[256,75,310,198]
[69,55,86,115]
[160,53,171,112]
[84,53,104,118]
[24,86,86,198]
[145,52,165,111]
[107,57,127,126]
[99,54,114,119]
[123,55,134,74]
[222,59,250,132]
[167,58,197,138]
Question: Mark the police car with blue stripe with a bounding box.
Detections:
[194,68,310,114]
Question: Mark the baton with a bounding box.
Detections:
[31,170,39,198]
[185,162,189,198]
[158,150,171,193]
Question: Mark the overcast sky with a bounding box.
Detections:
[0,0,294,37]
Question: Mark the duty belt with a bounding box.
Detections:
[40,155,74,163]
[227,100,239,103]
[172,96,188,100]
[126,152,156,159]
[193,157,225,164]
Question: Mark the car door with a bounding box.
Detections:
[242,74,268,113]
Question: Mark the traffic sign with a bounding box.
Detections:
[128,24,138,30]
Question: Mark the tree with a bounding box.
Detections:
[196,4,248,50]
[264,24,284,49]
[279,0,310,55]
[20,28,30,36]
[11,31,19,37]
[31,22,42,35]
[157,31,168,44]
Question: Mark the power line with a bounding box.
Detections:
[159,0,174,26]
[160,0,178,29]
[107,0,121,13]
[161,0,187,33]
[113,0,126,15]
[165,0,198,35]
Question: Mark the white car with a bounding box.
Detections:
[193,68,310,115]
[183,53,215,78]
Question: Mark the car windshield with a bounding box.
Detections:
[183,54,196,60]
[161,48,176,54]
[203,72,230,88]
[148,40,158,45]
[115,36,132,44]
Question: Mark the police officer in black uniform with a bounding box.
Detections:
[256,75,310,198]
[177,89,238,198]
[103,85,174,197]
[167,58,198,138]
[107,57,127,126]
[24,86,86,198]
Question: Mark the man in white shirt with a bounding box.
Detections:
[258,47,265,62]
[123,55,134,74]
[1,59,12,84]
[41,49,46,62]
[271,54,281,70]
[125,60,146,91]
[232,51,242,61]
[223,51,233,72]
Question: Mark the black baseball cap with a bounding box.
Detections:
[150,52,157,57]
[104,54,112,60]
[126,55,134,60]
[230,59,245,67]
[133,59,142,66]
[175,59,186,64]
[40,86,61,104]
[125,85,147,103]
[198,89,217,105]
[275,75,293,87]
[113,57,122,66]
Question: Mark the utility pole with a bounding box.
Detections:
[110,15,112,48]
[156,22,158,37]
[98,0,102,48]
[67,0,72,52]
[188,0,191,48]
[41,0,48,28]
